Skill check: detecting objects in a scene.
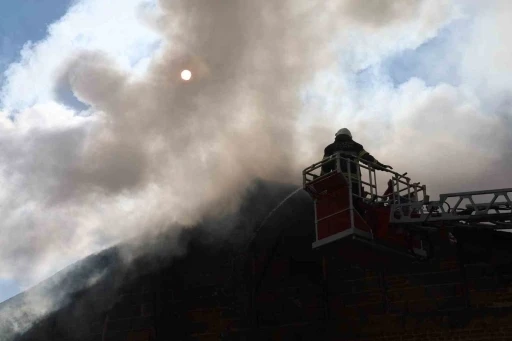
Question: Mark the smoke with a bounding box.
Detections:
[52,0,456,226]
[0,0,456,285]
[0,247,126,340]
[342,0,439,28]
[3,0,512,335]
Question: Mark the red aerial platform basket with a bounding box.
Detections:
[303,153,431,266]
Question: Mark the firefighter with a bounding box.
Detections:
[321,128,393,216]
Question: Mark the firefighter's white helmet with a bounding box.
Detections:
[335,128,352,138]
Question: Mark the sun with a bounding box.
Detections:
[181,69,192,81]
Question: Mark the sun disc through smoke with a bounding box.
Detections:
[181,69,192,81]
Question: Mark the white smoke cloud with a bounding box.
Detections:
[300,0,512,196]
[1,3,512,336]
[0,0,457,283]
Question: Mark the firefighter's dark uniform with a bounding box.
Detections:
[321,134,386,216]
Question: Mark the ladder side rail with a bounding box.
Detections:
[438,189,512,216]
[392,209,512,224]
[439,188,512,198]
[484,202,512,209]
[430,212,512,222]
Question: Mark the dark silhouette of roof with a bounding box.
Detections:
[3,179,512,340]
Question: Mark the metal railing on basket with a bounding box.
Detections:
[303,152,426,205]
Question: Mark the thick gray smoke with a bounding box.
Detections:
[0,0,458,288]
[3,0,512,336]
[53,0,453,227]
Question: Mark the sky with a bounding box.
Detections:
[0,1,72,73]
[0,0,512,335]
[0,0,75,304]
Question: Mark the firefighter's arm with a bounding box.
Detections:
[358,149,393,170]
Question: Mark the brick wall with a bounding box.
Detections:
[84,232,512,341]
[18,227,512,341]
